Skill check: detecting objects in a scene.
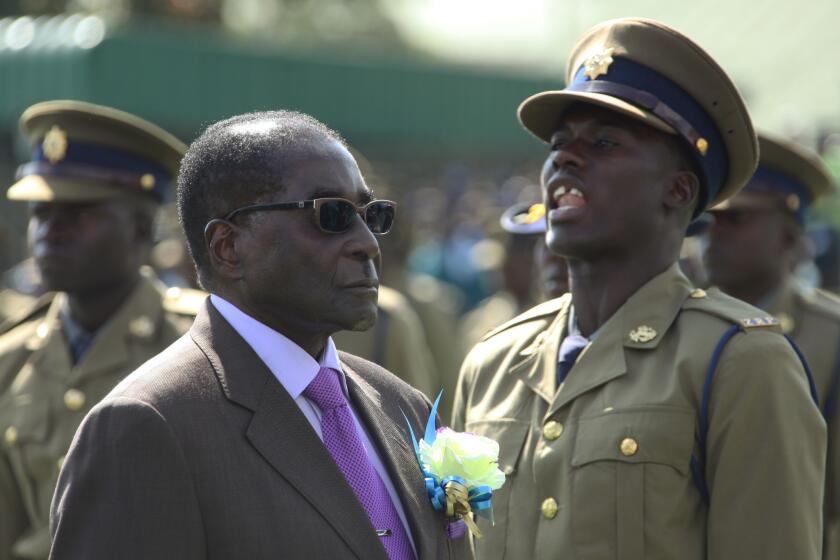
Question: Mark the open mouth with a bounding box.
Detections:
[547,179,588,223]
[551,185,587,210]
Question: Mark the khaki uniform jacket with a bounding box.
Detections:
[768,282,840,560]
[0,275,197,560]
[333,285,439,400]
[50,300,469,560]
[453,264,826,560]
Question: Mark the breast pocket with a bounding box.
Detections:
[570,407,695,560]
[464,418,530,551]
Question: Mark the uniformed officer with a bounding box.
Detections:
[0,100,199,560]
[333,284,439,399]
[453,18,825,560]
[502,202,569,300]
[705,132,840,559]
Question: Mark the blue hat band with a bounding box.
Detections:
[747,165,811,224]
[567,56,727,215]
[18,140,169,201]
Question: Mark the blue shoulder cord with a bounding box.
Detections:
[690,327,820,504]
[821,339,840,420]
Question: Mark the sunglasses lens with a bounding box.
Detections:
[318,200,356,233]
[365,202,395,234]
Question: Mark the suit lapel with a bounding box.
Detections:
[189,302,388,560]
[343,365,441,559]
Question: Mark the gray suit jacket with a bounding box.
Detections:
[50,301,467,559]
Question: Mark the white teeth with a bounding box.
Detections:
[553,185,584,202]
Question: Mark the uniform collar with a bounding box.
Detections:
[546,262,693,416]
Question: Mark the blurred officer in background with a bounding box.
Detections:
[501,202,569,301]
[453,18,825,560]
[705,133,840,558]
[0,100,198,560]
[458,202,568,355]
[333,282,439,400]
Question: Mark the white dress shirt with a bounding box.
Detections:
[210,295,416,552]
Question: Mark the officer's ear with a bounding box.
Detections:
[204,219,245,282]
[664,170,700,215]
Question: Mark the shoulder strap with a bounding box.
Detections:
[691,327,818,504]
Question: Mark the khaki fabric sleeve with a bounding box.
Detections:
[0,451,26,560]
[50,397,205,560]
[706,331,826,559]
[383,304,439,402]
[451,345,481,432]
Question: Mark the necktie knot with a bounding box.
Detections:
[559,334,588,365]
[557,334,588,385]
[303,366,347,411]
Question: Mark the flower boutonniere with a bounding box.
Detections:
[404,392,506,538]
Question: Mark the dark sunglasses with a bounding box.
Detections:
[220,197,396,235]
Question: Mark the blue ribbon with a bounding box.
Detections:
[401,390,495,522]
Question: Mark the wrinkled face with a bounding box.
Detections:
[231,140,381,335]
[28,200,141,295]
[540,104,679,260]
[705,191,790,291]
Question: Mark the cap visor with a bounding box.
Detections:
[7,175,127,202]
[518,90,676,142]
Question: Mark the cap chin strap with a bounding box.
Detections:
[567,80,705,153]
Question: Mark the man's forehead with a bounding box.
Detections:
[551,106,641,136]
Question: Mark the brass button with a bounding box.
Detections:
[129,316,154,338]
[5,426,18,445]
[140,173,156,190]
[57,455,65,470]
[620,437,639,457]
[689,288,706,299]
[503,465,514,475]
[64,389,86,412]
[543,420,564,441]
[541,497,558,519]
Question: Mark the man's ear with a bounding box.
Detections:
[204,219,244,281]
[664,170,701,213]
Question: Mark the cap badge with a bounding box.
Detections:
[514,203,546,226]
[42,125,68,164]
[583,48,615,81]
[628,325,657,343]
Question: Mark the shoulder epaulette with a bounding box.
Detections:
[682,287,781,332]
[0,291,54,335]
[162,286,207,316]
[480,294,569,342]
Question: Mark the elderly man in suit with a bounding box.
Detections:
[50,111,467,559]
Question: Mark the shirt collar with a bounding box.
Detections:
[209,294,346,399]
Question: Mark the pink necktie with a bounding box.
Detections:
[304,367,415,560]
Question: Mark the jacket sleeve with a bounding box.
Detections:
[49,397,205,560]
[706,331,826,559]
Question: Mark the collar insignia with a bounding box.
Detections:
[42,125,68,164]
[628,325,657,343]
[583,48,615,81]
